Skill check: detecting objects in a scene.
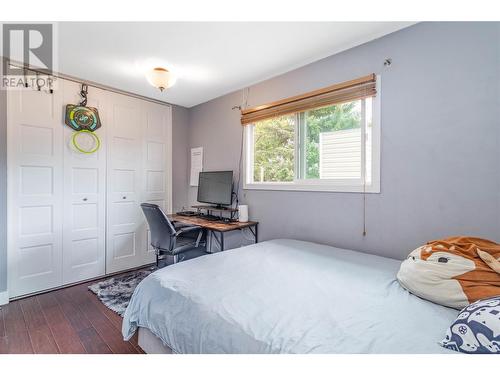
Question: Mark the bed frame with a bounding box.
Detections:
[138,327,173,354]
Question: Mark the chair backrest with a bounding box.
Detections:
[140,203,176,251]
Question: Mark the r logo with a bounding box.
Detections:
[2,24,53,75]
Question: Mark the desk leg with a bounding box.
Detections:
[248,224,258,244]
[207,231,224,252]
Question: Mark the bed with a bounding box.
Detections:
[122,239,457,353]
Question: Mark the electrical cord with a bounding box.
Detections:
[233,128,244,211]
[233,87,250,211]
[228,88,252,239]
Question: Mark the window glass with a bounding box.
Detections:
[253,114,296,183]
[302,100,362,180]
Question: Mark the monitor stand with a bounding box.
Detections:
[192,204,238,213]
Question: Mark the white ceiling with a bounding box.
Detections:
[58,22,414,108]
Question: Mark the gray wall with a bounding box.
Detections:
[187,22,500,260]
[0,81,7,292]
[172,105,190,212]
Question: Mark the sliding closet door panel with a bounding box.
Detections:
[8,84,63,297]
[106,94,145,273]
[62,81,107,284]
[142,103,172,264]
[106,95,171,272]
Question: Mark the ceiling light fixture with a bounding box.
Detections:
[146,67,176,92]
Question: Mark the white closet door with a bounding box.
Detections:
[106,94,146,273]
[142,103,172,263]
[106,95,172,273]
[7,83,63,297]
[62,81,106,284]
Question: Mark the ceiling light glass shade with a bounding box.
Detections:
[146,67,176,91]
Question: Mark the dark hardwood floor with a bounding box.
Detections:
[0,277,144,354]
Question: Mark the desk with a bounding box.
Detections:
[168,214,258,252]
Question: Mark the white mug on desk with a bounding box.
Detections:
[238,205,249,222]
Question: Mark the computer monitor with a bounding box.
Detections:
[197,171,233,207]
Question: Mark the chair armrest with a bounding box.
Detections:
[175,225,202,237]
[171,243,201,255]
[173,221,190,229]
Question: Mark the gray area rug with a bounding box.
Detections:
[88,268,155,316]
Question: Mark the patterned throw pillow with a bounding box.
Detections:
[440,295,500,353]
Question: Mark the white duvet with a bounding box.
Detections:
[122,239,457,353]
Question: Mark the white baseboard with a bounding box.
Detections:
[0,290,9,306]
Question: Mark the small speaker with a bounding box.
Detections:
[238,205,249,222]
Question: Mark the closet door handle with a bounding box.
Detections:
[82,197,88,201]
[122,196,127,200]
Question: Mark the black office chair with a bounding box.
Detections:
[140,203,206,267]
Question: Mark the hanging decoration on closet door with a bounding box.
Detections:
[64,84,102,153]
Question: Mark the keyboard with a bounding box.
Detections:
[176,210,198,217]
[199,214,221,221]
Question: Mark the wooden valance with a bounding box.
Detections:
[241,74,376,125]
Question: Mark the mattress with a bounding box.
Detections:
[122,239,457,353]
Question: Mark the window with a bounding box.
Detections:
[243,75,380,193]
